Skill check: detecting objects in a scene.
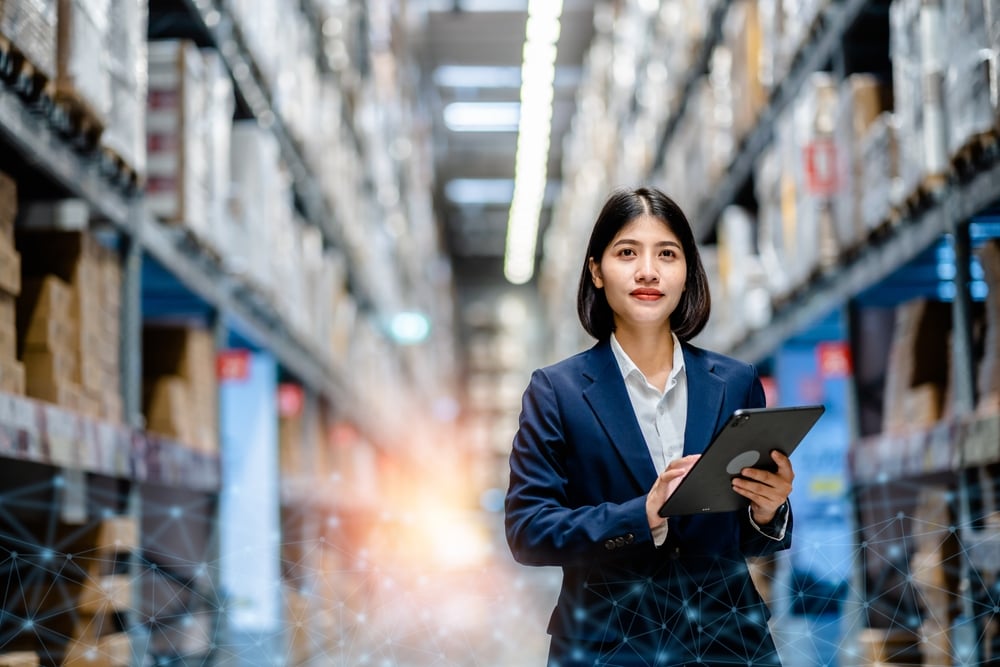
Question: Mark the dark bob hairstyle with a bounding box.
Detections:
[576,187,711,342]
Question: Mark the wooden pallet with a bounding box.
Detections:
[886,171,949,227]
[951,128,1000,178]
[51,88,105,152]
[97,146,142,193]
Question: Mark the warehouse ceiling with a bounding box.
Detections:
[409,0,598,285]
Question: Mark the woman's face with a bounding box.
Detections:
[589,214,687,335]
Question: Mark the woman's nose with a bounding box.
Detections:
[635,255,658,282]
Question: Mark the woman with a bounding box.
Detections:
[505,187,794,666]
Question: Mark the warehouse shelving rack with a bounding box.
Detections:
[633,0,1000,662]
[0,0,393,663]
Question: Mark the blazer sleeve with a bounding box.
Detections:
[504,369,653,567]
[738,364,794,557]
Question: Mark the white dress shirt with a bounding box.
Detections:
[609,332,788,546]
[610,332,686,546]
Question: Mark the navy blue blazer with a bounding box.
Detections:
[505,339,791,666]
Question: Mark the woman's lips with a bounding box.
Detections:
[631,289,662,300]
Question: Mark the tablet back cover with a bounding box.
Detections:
[658,405,825,516]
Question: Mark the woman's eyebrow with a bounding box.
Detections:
[611,239,682,248]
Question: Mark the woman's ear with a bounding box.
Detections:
[588,257,603,288]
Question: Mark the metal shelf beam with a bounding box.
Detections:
[0,89,131,225]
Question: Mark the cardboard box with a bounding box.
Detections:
[17,275,73,322]
[62,632,130,667]
[25,377,83,411]
[0,170,16,238]
[143,325,216,452]
[77,575,131,615]
[23,348,78,385]
[0,293,15,360]
[883,299,953,435]
[143,375,195,445]
[0,357,25,395]
[0,652,40,667]
[0,237,20,296]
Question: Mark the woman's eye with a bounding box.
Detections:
[619,248,635,257]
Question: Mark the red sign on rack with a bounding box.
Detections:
[817,341,853,378]
[804,139,840,195]
[217,350,251,382]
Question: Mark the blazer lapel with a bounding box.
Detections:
[682,345,726,456]
[581,341,657,491]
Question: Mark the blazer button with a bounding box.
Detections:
[614,536,625,548]
[604,539,615,550]
[671,547,680,560]
[625,533,635,544]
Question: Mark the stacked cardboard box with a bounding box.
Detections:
[142,325,217,455]
[978,240,1000,414]
[909,486,960,665]
[0,172,25,396]
[60,516,136,667]
[855,627,923,666]
[0,653,39,667]
[882,299,953,436]
[16,230,122,422]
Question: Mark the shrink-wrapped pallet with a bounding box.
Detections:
[202,49,234,254]
[792,72,839,273]
[890,0,949,206]
[723,0,767,143]
[718,206,771,342]
[146,41,209,240]
[100,0,146,179]
[831,75,887,252]
[755,144,793,300]
[0,0,57,81]
[55,0,110,125]
[229,121,294,301]
[859,112,902,232]
[945,0,994,156]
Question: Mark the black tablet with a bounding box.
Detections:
[657,405,825,517]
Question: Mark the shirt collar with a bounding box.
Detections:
[609,331,685,388]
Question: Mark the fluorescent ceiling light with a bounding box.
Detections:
[446,178,562,205]
[422,0,528,11]
[504,0,563,285]
[445,179,515,205]
[435,66,522,89]
[443,102,520,132]
[434,64,582,90]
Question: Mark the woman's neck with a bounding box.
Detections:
[614,327,675,383]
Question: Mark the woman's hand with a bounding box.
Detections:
[646,454,701,530]
[732,450,794,525]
